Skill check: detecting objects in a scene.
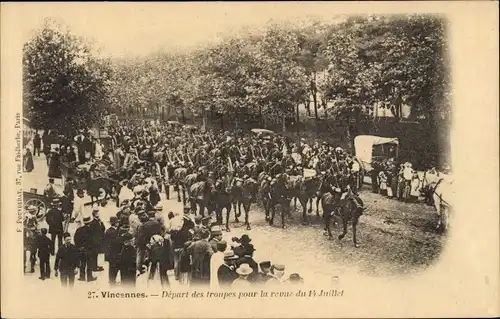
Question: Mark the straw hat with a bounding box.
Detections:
[236,263,254,276]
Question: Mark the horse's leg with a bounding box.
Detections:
[338,214,348,241]
[225,205,231,232]
[244,201,251,231]
[177,184,181,202]
[235,202,241,222]
[308,197,314,215]
[264,199,270,222]
[281,203,286,229]
[165,183,170,200]
[301,198,308,224]
[325,213,333,239]
[352,217,360,248]
[316,197,321,215]
[269,204,275,226]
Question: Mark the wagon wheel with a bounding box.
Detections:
[25,198,47,222]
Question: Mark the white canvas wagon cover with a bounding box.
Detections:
[354,135,399,170]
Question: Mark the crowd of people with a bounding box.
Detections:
[24,194,303,289]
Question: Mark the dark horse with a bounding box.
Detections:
[86,177,118,205]
[321,188,363,248]
[289,174,321,224]
[260,173,292,229]
[212,177,233,231]
[231,176,258,231]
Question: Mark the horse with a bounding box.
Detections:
[421,169,454,232]
[321,188,363,247]
[86,177,118,205]
[188,181,214,217]
[230,176,258,231]
[171,166,190,203]
[260,173,292,228]
[289,174,321,224]
[212,177,234,231]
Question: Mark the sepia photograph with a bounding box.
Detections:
[1,2,498,318]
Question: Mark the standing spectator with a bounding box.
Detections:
[89,207,105,271]
[33,132,41,157]
[217,251,239,289]
[23,206,39,273]
[208,226,223,252]
[268,264,286,284]
[178,241,192,286]
[209,240,227,289]
[236,244,259,283]
[46,199,64,255]
[36,228,53,280]
[103,216,120,286]
[187,229,213,287]
[42,130,51,165]
[74,216,97,282]
[118,233,137,287]
[73,189,85,226]
[256,261,274,284]
[43,178,58,203]
[54,233,80,288]
[24,146,34,172]
[48,147,62,179]
[146,234,173,288]
[232,263,254,289]
[136,211,162,275]
[170,214,194,280]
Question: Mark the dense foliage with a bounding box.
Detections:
[24,15,450,138]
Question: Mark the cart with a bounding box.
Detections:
[23,189,51,222]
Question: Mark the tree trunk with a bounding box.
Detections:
[312,72,318,119]
[181,108,186,124]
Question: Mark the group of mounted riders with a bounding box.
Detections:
[75,120,365,247]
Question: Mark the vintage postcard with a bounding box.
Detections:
[1,2,498,318]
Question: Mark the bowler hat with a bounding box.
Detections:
[240,234,252,244]
[147,210,156,217]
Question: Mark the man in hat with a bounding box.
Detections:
[187,228,213,287]
[153,203,166,232]
[118,232,137,287]
[285,273,304,285]
[73,189,85,226]
[23,205,39,273]
[36,228,53,280]
[43,178,58,203]
[208,226,223,252]
[54,232,80,287]
[217,251,239,289]
[268,264,286,284]
[74,216,97,282]
[46,198,64,255]
[89,207,105,271]
[256,261,274,284]
[236,241,258,283]
[232,263,254,288]
[136,210,162,274]
[209,240,227,289]
[103,216,120,286]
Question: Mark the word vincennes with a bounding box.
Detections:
[98,289,344,299]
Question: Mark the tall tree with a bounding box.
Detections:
[23,19,110,134]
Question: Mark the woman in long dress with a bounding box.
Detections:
[48,149,62,179]
[24,147,34,172]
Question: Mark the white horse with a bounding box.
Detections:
[421,168,454,232]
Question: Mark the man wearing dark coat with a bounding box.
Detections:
[187,229,213,286]
[74,216,97,282]
[54,232,80,287]
[118,233,137,286]
[89,209,105,271]
[36,228,53,280]
[103,216,120,286]
[45,199,64,255]
[217,251,239,289]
